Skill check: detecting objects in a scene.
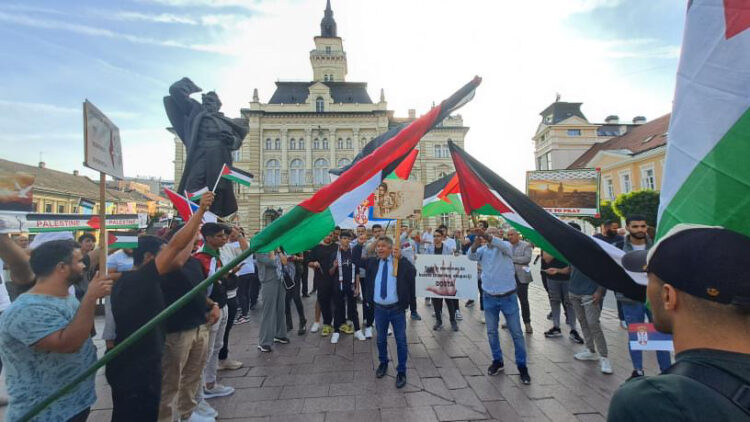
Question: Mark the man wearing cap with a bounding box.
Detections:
[609,225,750,421]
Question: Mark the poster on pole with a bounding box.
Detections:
[415,254,478,299]
[83,100,124,179]
[526,169,600,217]
[373,179,424,219]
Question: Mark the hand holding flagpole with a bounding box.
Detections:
[212,164,226,193]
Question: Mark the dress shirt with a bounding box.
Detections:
[374,256,398,305]
[468,236,516,295]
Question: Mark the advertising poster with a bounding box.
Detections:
[526,169,600,216]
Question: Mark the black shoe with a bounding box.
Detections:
[519,366,531,385]
[411,312,422,321]
[451,321,459,332]
[396,372,407,389]
[569,329,584,344]
[302,293,310,298]
[249,304,257,310]
[488,360,504,376]
[544,327,562,338]
[628,370,644,380]
[465,300,475,308]
[433,321,443,331]
[297,325,307,336]
[376,363,388,378]
[257,344,272,352]
[273,337,290,344]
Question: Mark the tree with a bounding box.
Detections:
[613,190,660,227]
[583,200,618,228]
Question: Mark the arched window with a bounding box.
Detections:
[265,159,280,187]
[313,158,329,186]
[316,97,325,113]
[263,208,279,227]
[346,138,352,149]
[337,138,344,149]
[289,138,296,150]
[290,159,305,186]
[298,138,305,149]
[322,138,329,150]
[313,138,320,150]
[337,158,351,168]
[265,138,272,150]
[274,138,281,150]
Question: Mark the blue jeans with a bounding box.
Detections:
[483,292,527,367]
[621,302,671,371]
[374,305,408,374]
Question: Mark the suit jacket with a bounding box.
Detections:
[511,240,533,284]
[364,256,416,311]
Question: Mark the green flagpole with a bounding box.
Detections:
[19,246,256,422]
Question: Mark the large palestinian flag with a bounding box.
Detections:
[448,141,645,301]
[250,76,482,254]
[422,172,465,217]
[657,0,750,239]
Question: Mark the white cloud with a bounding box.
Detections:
[112,11,199,25]
[137,0,259,9]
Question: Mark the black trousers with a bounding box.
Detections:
[249,273,260,308]
[433,298,458,323]
[301,266,310,296]
[285,277,305,329]
[360,279,374,327]
[409,295,418,314]
[318,281,334,325]
[106,361,161,422]
[219,296,238,360]
[237,274,252,317]
[333,283,360,332]
[478,277,484,310]
[516,280,531,323]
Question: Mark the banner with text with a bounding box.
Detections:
[415,254,478,300]
[0,213,140,233]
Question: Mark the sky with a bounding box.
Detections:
[0,0,686,189]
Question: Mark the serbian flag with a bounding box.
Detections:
[628,323,674,351]
[447,141,646,301]
[657,0,750,239]
[164,188,218,223]
[422,172,464,217]
[249,76,481,254]
[220,164,254,187]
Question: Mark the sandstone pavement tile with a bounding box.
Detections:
[268,413,325,422]
[355,392,408,410]
[453,357,483,376]
[490,385,545,418]
[575,413,607,422]
[433,404,489,421]
[483,400,523,422]
[404,391,453,407]
[222,385,282,402]
[280,384,330,399]
[324,409,381,422]
[421,377,454,401]
[438,367,469,390]
[380,406,439,422]
[533,398,579,422]
[328,381,378,396]
[303,395,357,413]
[223,375,265,389]
[450,386,487,413]
[247,365,294,376]
[223,398,303,418]
[465,375,503,401]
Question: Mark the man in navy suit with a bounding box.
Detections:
[364,236,416,389]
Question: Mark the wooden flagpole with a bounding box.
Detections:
[393,219,401,276]
[98,172,108,275]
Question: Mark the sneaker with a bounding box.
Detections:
[331,332,340,344]
[620,320,628,329]
[525,322,533,334]
[544,327,562,338]
[234,315,250,325]
[354,330,366,341]
[387,327,393,336]
[411,311,422,321]
[451,321,459,332]
[273,337,290,344]
[574,349,600,361]
[628,369,645,380]
[203,384,235,399]
[569,329,584,344]
[321,324,333,337]
[487,360,504,376]
[340,323,354,334]
[465,300,475,308]
[364,326,373,339]
[455,310,463,320]
[310,322,321,333]
[519,366,531,385]
[600,357,613,374]
[433,321,443,331]
[257,344,272,352]
[194,399,218,418]
[479,314,485,324]
[218,359,243,370]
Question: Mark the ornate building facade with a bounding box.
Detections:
[174,1,469,232]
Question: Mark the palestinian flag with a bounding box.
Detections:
[186,187,209,202]
[422,172,464,217]
[448,141,645,301]
[220,164,254,187]
[657,0,750,239]
[108,231,138,249]
[249,76,482,253]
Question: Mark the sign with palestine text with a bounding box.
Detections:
[415,254,478,300]
[84,100,124,179]
[0,213,141,234]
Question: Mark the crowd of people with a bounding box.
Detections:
[0,193,747,421]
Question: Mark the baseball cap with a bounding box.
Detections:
[621,224,750,307]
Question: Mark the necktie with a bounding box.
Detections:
[380,259,388,300]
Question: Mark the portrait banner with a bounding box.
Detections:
[415,254,478,300]
[526,169,600,217]
[373,179,424,219]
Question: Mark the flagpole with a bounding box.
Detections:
[98,172,108,275]
[211,164,225,193]
[393,219,401,276]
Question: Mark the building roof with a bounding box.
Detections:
[567,113,670,169]
[268,81,372,104]
[539,102,588,125]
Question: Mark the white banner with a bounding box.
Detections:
[415,254,478,300]
[84,100,124,179]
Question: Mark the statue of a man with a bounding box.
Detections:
[164,77,248,217]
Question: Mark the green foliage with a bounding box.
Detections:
[582,200,618,228]
[612,190,660,227]
[486,216,500,227]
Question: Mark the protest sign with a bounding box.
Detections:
[373,179,424,219]
[415,254,478,299]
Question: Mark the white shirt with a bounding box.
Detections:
[421,232,434,244]
[107,250,134,272]
[444,237,457,251]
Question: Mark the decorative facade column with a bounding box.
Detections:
[281,128,289,186]
[329,126,337,166]
[305,128,313,185]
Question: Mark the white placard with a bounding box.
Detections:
[415,254,478,300]
[84,100,124,179]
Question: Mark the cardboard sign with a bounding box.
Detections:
[628,323,674,351]
[84,100,124,179]
[415,254,478,300]
[372,179,424,219]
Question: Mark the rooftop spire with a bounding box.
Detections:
[320,0,337,37]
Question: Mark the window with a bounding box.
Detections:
[620,172,632,194]
[361,138,367,148]
[31,202,37,212]
[325,46,331,54]
[433,144,449,158]
[298,138,305,149]
[567,129,581,136]
[328,75,333,82]
[322,138,329,150]
[316,97,325,113]
[440,213,450,228]
[314,158,329,186]
[545,152,553,169]
[265,138,272,150]
[289,138,296,150]
[605,178,615,200]
[274,138,280,150]
[641,167,656,190]
[313,138,320,149]
[45,203,52,213]
[337,138,344,149]
[57,205,65,213]
[265,159,280,187]
[263,209,279,227]
[337,158,351,168]
[536,156,543,171]
[345,138,352,149]
[231,149,241,161]
[290,159,305,186]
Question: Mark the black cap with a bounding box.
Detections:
[622,224,750,307]
[339,230,353,239]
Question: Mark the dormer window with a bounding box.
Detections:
[316,97,325,113]
[545,115,552,124]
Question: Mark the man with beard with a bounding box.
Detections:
[0,239,112,421]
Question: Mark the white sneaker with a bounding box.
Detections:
[364,326,373,339]
[574,349,600,361]
[354,330,366,341]
[310,322,320,333]
[455,310,463,320]
[184,412,215,422]
[331,332,340,344]
[479,314,485,324]
[600,357,613,374]
[203,383,235,399]
[387,327,393,336]
[194,399,218,418]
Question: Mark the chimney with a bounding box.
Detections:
[632,116,647,125]
[38,161,46,169]
[604,115,620,124]
[73,170,79,176]
[408,109,416,119]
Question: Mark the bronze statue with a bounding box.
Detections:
[164,77,247,216]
